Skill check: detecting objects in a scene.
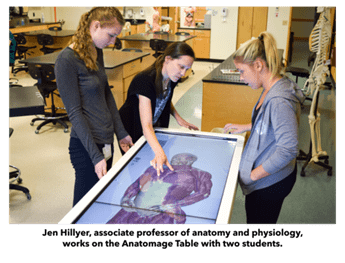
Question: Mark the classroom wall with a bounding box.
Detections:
[55,7,92,30]
[208,6,239,60]
[266,7,291,51]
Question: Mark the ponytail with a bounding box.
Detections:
[233,31,284,77]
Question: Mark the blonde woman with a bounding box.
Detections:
[224,32,305,223]
[55,7,133,206]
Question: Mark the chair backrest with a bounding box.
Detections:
[48,26,62,31]
[37,34,54,46]
[14,33,27,45]
[122,48,143,53]
[28,64,55,82]
[149,39,167,52]
[113,38,122,50]
[175,31,190,36]
[28,64,56,95]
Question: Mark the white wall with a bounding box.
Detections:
[27,7,54,23]
[208,6,238,60]
[266,7,291,52]
[56,7,92,30]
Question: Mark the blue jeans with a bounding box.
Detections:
[69,137,114,207]
[245,164,297,224]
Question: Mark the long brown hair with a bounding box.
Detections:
[143,42,195,96]
[70,7,125,71]
[233,31,284,78]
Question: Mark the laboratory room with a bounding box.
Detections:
[9,6,336,225]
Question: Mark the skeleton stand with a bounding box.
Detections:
[297,86,332,176]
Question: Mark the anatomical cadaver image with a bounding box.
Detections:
[107,153,213,224]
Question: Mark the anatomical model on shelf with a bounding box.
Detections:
[184,6,196,27]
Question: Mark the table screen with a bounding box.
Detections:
[74,131,237,224]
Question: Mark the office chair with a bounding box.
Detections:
[285,66,310,84]
[37,34,62,55]
[112,38,122,50]
[122,48,143,52]
[9,128,31,200]
[149,39,167,58]
[28,63,69,134]
[11,33,36,75]
[285,31,310,85]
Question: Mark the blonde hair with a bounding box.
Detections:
[233,31,284,77]
[70,7,124,71]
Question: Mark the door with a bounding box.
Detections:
[236,7,268,49]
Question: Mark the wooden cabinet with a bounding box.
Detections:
[194,7,207,23]
[193,29,210,59]
[177,29,210,59]
[202,82,262,132]
[106,58,145,108]
[237,7,268,49]
[130,23,146,35]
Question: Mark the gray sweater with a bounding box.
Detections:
[55,47,128,166]
[238,77,305,195]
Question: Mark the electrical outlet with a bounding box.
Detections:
[282,20,288,26]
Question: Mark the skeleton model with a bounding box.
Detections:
[302,7,332,165]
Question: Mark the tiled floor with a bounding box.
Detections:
[9,41,336,224]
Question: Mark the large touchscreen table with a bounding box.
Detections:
[59,129,244,224]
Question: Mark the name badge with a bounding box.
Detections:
[102,144,112,161]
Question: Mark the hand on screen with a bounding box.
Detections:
[177,118,199,131]
[150,152,174,176]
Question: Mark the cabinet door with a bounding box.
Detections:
[252,7,268,38]
[178,29,194,50]
[236,7,268,49]
[130,25,137,35]
[194,7,207,23]
[194,37,210,59]
[137,23,146,33]
[237,7,254,49]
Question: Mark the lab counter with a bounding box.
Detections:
[10,22,62,34]
[59,128,244,224]
[201,53,263,132]
[178,26,210,30]
[202,54,246,85]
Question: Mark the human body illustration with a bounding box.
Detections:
[107,153,212,224]
[183,6,196,27]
